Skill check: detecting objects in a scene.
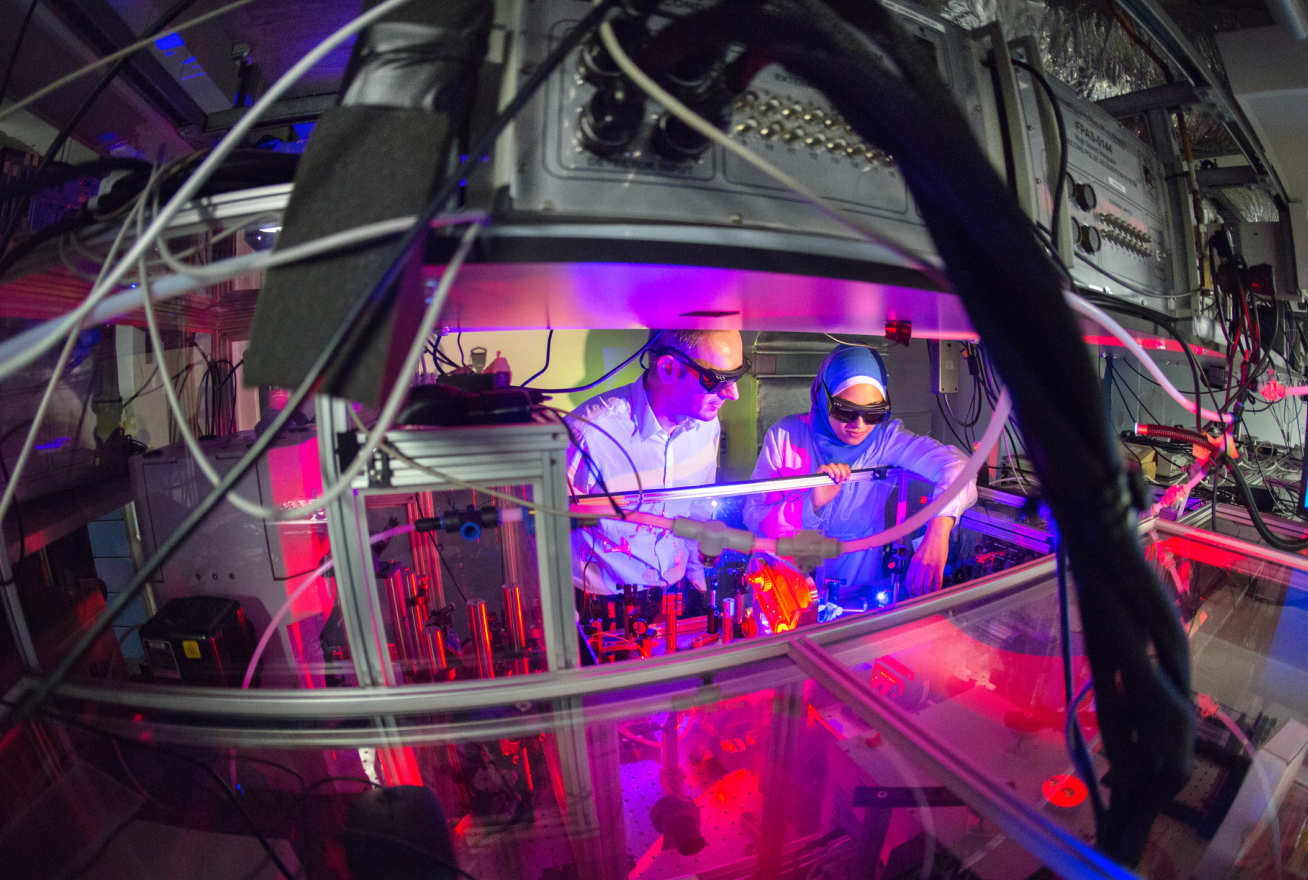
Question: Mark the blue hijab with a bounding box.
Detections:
[810,345,889,464]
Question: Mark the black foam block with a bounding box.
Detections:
[243,106,451,405]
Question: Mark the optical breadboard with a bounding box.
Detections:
[1016,74,1179,308]
[494,0,989,272]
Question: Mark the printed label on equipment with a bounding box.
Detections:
[144,638,182,680]
[182,639,202,659]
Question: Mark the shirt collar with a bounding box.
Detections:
[629,376,689,440]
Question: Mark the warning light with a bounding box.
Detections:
[1042,774,1088,808]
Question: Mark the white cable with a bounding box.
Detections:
[1067,294,1232,424]
[602,17,1230,438]
[596,18,950,290]
[240,522,416,690]
[152,209,480,280]
[0,0,420,389]
[0,0,261,124]
[135,218,481,522]
[0,210,460,524]
[601,17,1021,563]
[0,212,466,382]
[843,389,1011,552]
[0,170,157,536]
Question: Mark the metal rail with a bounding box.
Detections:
[787,637,1139,880]
[41,554,1057,722]
[571,467,891,508]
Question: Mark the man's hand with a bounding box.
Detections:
[812,462,852,509]
[905,517,954,596]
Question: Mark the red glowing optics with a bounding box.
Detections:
[1042,774,1088,808]
[745,556,816,633]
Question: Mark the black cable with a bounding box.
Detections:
[935,395,971,451]
[1111,369,1163,426]
[521,329,554,386]
[14,704,298,879]
[336,828,481,880]
[1054,537,1103,829]
[0,0,202,263]
[1010,58,1067,252]
[0,0,40,103]
[426,532,470,604]
[530,333,659,395]
[1109,372,1137,425]
[301,775,383,795]
[1225,457,1308,551]
[1080,291,1214,432]
[430,333,460,369]
[0,157,151,204]
[3,0,620,729]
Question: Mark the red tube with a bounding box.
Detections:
[663,593,679,654]
[1134,423,1217,449]
[503,585,530,675]
[467,600,494,679]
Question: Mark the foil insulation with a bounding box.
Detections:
[929,0,1243,155]
[1220,186,1280,222]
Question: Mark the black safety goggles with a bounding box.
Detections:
[655,348,750,393]
[823,382,891,425]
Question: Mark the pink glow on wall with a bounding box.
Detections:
[265,436,332,621]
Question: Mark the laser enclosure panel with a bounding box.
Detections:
[1017,74,1179,307]
[498,0,987,262]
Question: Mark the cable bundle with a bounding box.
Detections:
[623,0,1191,862]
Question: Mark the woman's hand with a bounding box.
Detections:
[812,462,852,509]
[906,516,955,596]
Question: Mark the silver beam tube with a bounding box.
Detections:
[787,637,1138,880]
[572,466,891,508]
[1152,518,1308,576]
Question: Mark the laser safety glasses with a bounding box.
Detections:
[655,348,751,393]
[823,382,891,425]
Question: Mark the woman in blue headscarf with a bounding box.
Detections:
[743,345,977,600]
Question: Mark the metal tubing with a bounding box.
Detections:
[503,584,530,675]
[0,544,40,673]
[468,600,495,679]
[430,626,448,671]
[720,599,734,644]
[787,637,1136,880]
[573,466,891,508]
[662,593,678,654]
[1152,518,1308,578]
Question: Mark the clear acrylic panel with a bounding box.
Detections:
[352,485,547,686]
[3,656,1113,879]
[823,527,1308,879]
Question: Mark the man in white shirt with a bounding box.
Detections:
[566,329,746,628]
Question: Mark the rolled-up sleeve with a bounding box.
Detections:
[743,422,815,539]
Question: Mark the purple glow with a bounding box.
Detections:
[420,260,978,339]
[34,437,69,451]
